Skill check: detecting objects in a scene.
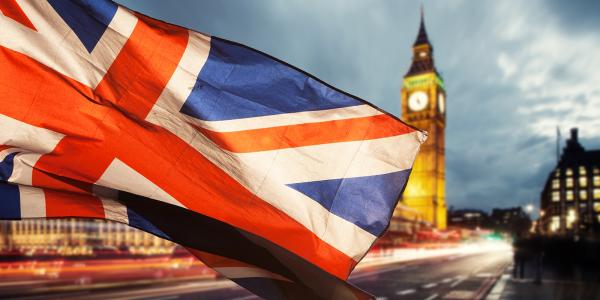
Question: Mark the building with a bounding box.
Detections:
[394,9,447,230]
[489,207,531,235]
[0,219,174,256]
[539,128,600,237]
[448,209,488,230]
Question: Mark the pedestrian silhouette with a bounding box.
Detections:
[513,234,527,279]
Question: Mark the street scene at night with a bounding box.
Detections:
[1,0,600,299]
[0,241,512,299]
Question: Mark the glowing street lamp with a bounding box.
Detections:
[525,204,534,213]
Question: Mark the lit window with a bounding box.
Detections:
[595,188,600,200]
[566,209,576,229]
[597,216,600,223]
[566,178,574,188]
[580,190,588,200]
[552,191,560,202]
[554,169,560,177]
[594,176,600,187]
[594,167,600,174]
[566,190,574,201]
[550,216,560,232]
[594,203,600,213]
[566,168,573,176]
[580,177,588,187]
[579,166,587,176]
[552,179,560,189]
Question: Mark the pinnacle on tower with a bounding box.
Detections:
[414,4,431,47]
[406,5,437,76]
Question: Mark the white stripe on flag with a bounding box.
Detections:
[189,104,384,132]
[96,158,185,208]
[9,153,43,186]
[0,114,65,186]
[147,30,211,119]
[100,198,129,224]
[0,114,64,154]
[18,185,46,218]
[235,132,422,185]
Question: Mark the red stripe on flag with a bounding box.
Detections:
[45,189,105,219]
[94,14,188,121]
[0,0,36,30]
[0,145,11,152]
[194,114,415,153]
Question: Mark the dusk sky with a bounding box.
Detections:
[116,0,600,212]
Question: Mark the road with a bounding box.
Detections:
[5,249,512,300]
[351,250,511,300]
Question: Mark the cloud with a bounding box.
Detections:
[544,0,600,32]
[497,53,517,80]
[494,3,600,139]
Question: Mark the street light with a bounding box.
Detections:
[525,204,534,213]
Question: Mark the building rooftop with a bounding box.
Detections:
[559,128,600,167]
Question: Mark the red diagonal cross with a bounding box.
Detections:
[0,13,354,278]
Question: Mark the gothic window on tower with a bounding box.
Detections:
[579,166,587,176]
[566,168,573,176]
[552,179,560,189]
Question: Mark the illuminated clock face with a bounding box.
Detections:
[438,93,445,113]
[408,91,429,112]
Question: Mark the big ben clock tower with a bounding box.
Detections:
[397,9,447,229]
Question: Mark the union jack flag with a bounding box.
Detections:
[0,0,426,298]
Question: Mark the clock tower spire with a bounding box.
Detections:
[396,7,447,230]
[407,7,436,77]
